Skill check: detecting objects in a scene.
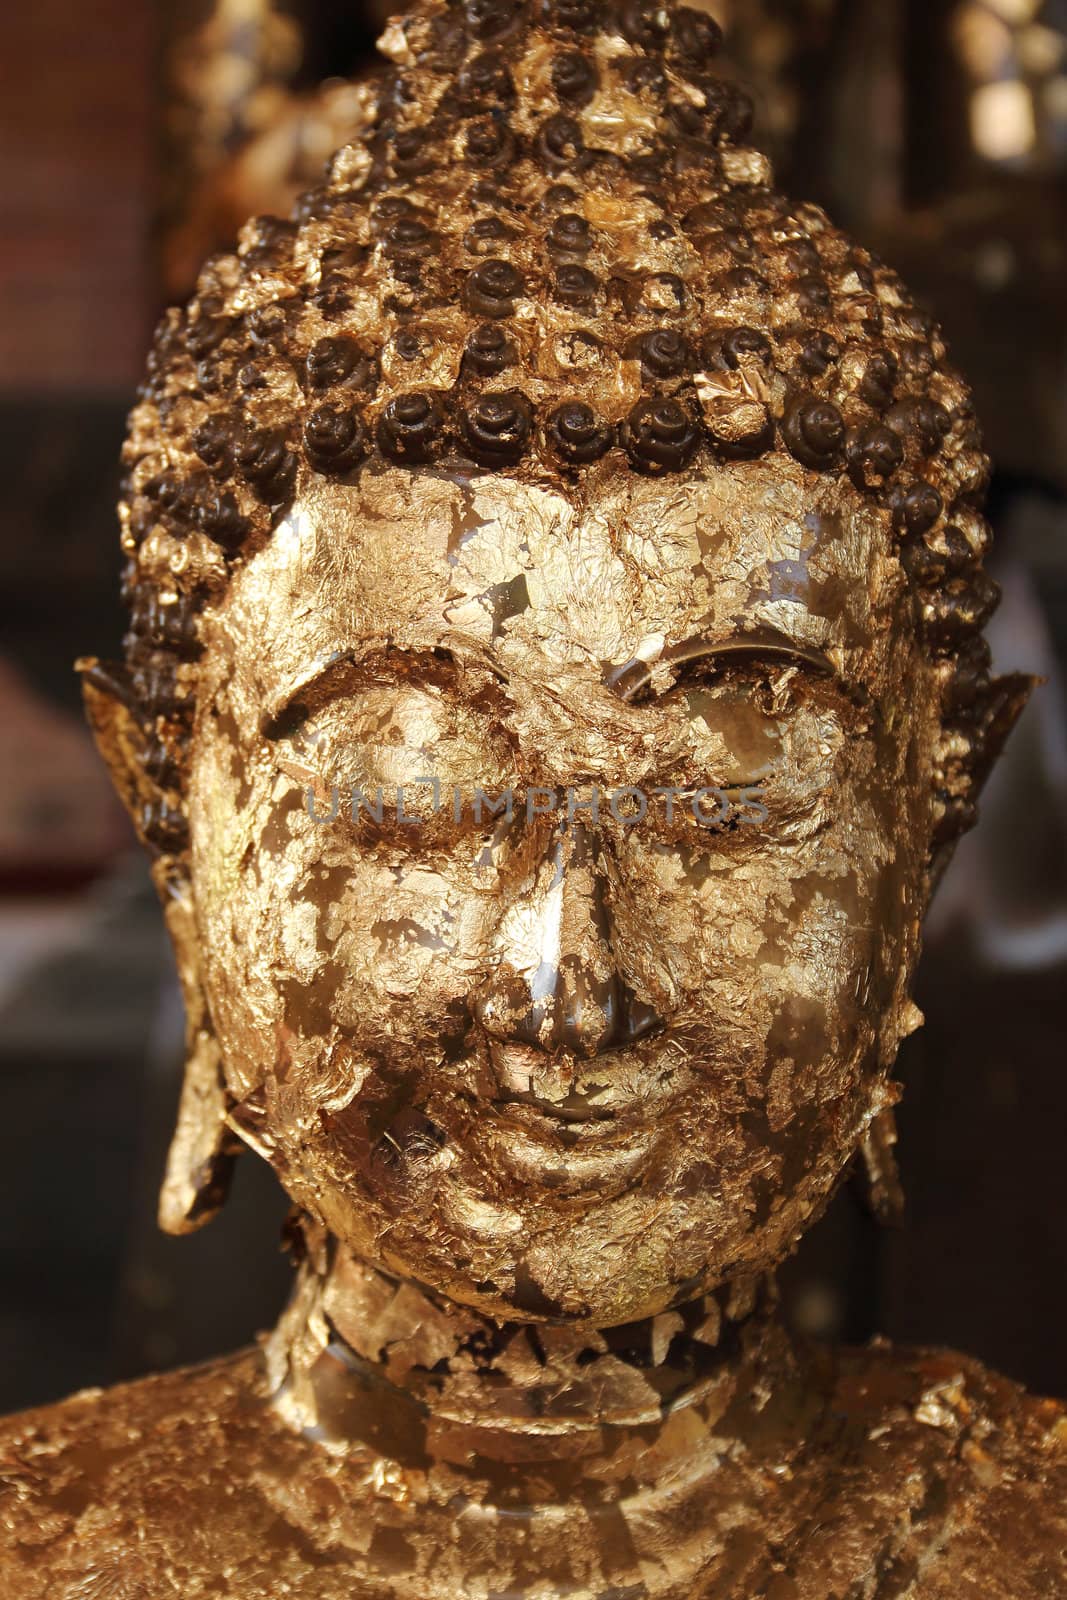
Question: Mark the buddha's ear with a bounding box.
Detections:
[78,658,242,1233]
[929,671,1037,891]
[78,659,173,846]
[964,671,1037,793]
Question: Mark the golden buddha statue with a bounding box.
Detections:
[2,1,1064,1594]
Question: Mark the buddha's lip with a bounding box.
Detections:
[482,1037,690,1133]
[480,1096,660,1193]
[493,1087,617,1125]
[492,1088,617,1126]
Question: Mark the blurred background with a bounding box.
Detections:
[1,0,1065,1413]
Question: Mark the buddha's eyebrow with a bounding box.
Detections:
[259,646,375,739]
[603,629,842,704]
[258,638,502,739]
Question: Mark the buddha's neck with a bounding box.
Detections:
[264,1226,799,1484]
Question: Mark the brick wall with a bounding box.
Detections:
[0,1,155,391]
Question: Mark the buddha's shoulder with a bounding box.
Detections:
[0,1347,374,1599]
[0,1339,1062,1599]
[791,1337,1067,1599]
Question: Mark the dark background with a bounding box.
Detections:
[0,0,1065,1413]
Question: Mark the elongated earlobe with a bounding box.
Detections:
[155,856,242,1234]
[80,662,239,1232]
[149,840,247,1233]
[858,1107,905,1226]
[159,1023,241,1234]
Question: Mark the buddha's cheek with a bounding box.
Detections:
[195,784,479,1106]
[286,858,473,1042]
[739,858,910,1200]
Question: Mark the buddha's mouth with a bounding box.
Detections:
[481,1037,692,1140]
[497,1084,617,1124]
[474,1087,665,1197]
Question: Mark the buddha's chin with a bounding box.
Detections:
[307,1150,811,1328]
[382,1218,767,1327]
[288,1058,861,1324]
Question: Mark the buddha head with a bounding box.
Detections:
[83,0,1029,1327]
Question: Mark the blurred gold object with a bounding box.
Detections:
[1,0,1064,1593]
[160,0,376,298]
[870,2,1067,488]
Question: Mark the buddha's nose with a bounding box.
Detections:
[471,818,662,1059]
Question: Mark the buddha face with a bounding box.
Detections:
[185,456,938,1324]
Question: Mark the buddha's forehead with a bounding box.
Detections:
[201,460,907,723]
